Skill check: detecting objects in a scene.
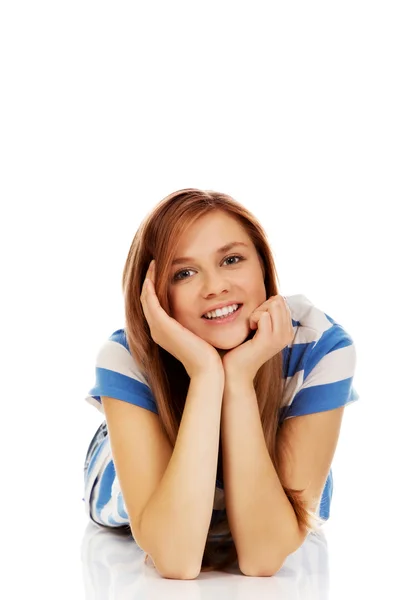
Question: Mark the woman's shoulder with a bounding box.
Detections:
[285,294,332,332]
[280,294,359,419]
[94,328,149,386]
[85,327,158,416]
[284,293,356,348]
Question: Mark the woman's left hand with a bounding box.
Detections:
[222,294,295,383]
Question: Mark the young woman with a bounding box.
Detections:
[83,188,359,579]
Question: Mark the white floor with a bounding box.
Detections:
[80,520,330,597]
[78,506,394,598]
[6,496,394,600]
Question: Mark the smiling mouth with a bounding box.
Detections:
[201,304,243,323]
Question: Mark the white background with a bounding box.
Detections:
[1,1,398,597]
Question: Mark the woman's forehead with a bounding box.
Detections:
[175,212,250,253]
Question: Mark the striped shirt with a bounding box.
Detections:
[83,294,359,535]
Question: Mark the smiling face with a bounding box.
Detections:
[168,210,267,353]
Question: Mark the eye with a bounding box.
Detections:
[173,268,195,281]
[172,254,244,282]
[224,255,242,266]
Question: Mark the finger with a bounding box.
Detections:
[148,259,155,275]
[283,297,294,335]
[258,311,271,326]
[267,298,294,344]
[141,279,169,342]
[140,278,152,325]
[144,259,155,283]
[249,296,276,328]
[253,311,272,337]
[266,297,288,335]
[251,297,292,344]
[141,260,156,298]
[250,307,272,330]
[142,276,160,310]
[249,310,268,329]
[249,296,278,326]
[275,295,293,326]
[249,299,280,334]
[282,295,292,319]
[140,262,159,321]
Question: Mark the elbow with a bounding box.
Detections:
[158,564,201,580]
[160,570,200,580]
[239,559,284,578]
[239,524,308,577]
[150,554,201,580]
[139,532,202,580]
[239,552,285,578]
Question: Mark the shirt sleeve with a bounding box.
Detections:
[282,323,359,420]
[85,331,158,415]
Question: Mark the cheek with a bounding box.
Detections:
[168,295,178,320]
[169,293,190,322]
[259,284,267,302]
[249,276,266,303]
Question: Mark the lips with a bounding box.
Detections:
[202,303,242,319]
[202,304,243,324]
[202,301,242,318]
[201,302,242,317]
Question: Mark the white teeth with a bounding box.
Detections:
[203,304,239,319]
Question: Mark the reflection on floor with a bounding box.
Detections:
[80,521,329,598]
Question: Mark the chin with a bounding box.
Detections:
[214,329,257,351]
[211,329,254,351]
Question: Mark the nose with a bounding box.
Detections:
[201,271,231,298]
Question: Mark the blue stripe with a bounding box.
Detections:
[282,341,316,378]
[95,460,116,516]
[108,514,122,526]
[284,377,357,418]
[319,470,333,520]
[86,435,108,479]
[117,492,129,519]
[89,367,158,414]
[109,329,130,351]
[282,325,355,381]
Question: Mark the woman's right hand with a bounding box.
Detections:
[140,260,223,379]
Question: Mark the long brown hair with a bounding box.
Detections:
[121,188,323,572]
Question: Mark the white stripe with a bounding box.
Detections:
[85,395,104,414]
[281,370,305,409]
[95,339,149,385]
[84,438,112,524]
[99,476,129,526]
[302,343,356,388]
[286,295,333,334]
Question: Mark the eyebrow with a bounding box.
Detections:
[171,241,249,266]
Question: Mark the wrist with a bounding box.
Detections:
[190,361,225,382]
[223,369,254,391]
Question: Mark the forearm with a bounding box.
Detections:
[140,368,225,578]
[221,376,300,575]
